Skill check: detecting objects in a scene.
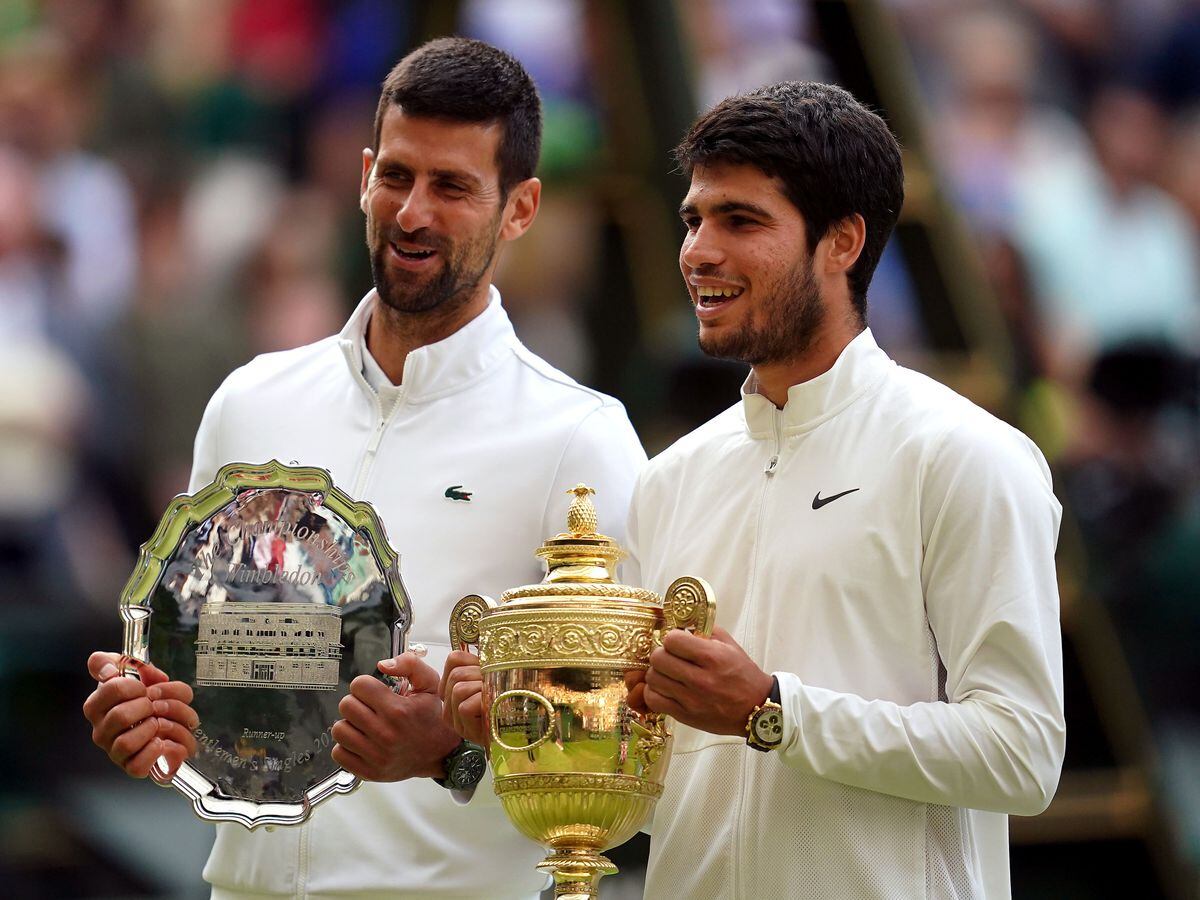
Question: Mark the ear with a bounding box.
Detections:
[360,148,375,214]
[498,177,541,242]
[820,213,866,276]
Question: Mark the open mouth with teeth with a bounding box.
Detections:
[392,243,437,261]
[695,285,744,307]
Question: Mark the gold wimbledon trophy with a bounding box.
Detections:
[448,485,714,899]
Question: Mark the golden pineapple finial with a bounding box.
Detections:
[565,484,598,536]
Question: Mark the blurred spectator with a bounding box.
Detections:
[1164,108,1200,232]
[675,0,823,109]
[934,7,1091,234]
[0,143,89,602]
[0,31,138,339]
[1014,84,1200,381]
[0,337,89,600]
[242,188,345,357]
[0,145,52,339]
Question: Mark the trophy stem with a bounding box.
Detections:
[537,849,618,899]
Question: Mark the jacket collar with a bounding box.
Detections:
[740,328,893,438]
[338,285,518,403]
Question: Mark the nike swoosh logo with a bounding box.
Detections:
[812,488,860,510]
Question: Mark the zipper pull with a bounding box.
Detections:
[764,455,778,476]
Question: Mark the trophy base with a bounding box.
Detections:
[537,849,618,899]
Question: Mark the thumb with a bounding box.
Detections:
[88,652,171,684]
[378,652,441,694]
[88,651,123,682]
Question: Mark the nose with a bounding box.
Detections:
[680,222,723,271]
[396,181,435,233]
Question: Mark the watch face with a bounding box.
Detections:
[753,707,783,745]
[452,749,487,788]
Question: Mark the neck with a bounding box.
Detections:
[365,286,492,385]
[751,319,865,409]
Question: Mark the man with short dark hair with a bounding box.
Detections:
[82,38,644,899]
[625,80,1065,898]
[445,80,1065,898]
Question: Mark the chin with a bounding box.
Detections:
[378,293,445,315]
[697,337,740,363]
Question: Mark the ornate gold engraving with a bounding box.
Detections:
[447,484,715,898]
[630,715,669,769]
[500,583,661,603]
[449,594,495,652]
[478,617,656,670]
[494,773,664,798]
[662,576,716,637]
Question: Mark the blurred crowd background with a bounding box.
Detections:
[0,0,1197,897]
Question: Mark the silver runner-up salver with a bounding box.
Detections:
[119,460,412,828]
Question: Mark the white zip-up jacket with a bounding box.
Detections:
[190,287,646,899]
[628,329,1064,900]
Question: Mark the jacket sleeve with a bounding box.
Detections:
[540,401,647,545]
[774,422,1066,816]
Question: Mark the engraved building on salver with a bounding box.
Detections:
[195,601,342,690]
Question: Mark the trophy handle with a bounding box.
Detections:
[661,576,716,638]
[448,594,496,653]
[150,756,176,787]
[490,689,558,753]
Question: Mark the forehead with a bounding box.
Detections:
[376,106,502,180]
[682,161,793,213]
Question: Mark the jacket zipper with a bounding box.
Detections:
[296,819,311,899]
[763,408,783,475]
[296,384,396,897]
[352,393,402,498]
[734,407,785,894]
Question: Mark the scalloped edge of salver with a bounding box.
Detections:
[120,459,411,828]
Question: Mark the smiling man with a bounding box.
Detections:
[81,38,645,899]
[621,82,1066,898]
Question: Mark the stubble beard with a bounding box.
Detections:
[698,253,825,367]
[368,213,501,321]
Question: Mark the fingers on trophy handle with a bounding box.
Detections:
[490,689,558,753]
[118,653,147,680]
[448,594,496,654]
[662,576,716,638]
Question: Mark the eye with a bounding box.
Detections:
[681,216,701,232]
[728,215,757,228]
[440,180,468,196]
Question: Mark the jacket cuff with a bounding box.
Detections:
[772,670,804,752]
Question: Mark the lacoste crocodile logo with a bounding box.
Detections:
[812,488,859,510]
[445,485,473,502]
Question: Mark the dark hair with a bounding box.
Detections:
[674,82,903,319]
[373,37,542,197]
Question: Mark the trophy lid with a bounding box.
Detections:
[500,485,660,604]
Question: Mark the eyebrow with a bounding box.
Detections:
[678,199,773,219]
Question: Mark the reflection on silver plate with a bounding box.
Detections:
[119,461,411,828]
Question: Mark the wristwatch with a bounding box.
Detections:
[435,740,487,790]
[745,675,784,753]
